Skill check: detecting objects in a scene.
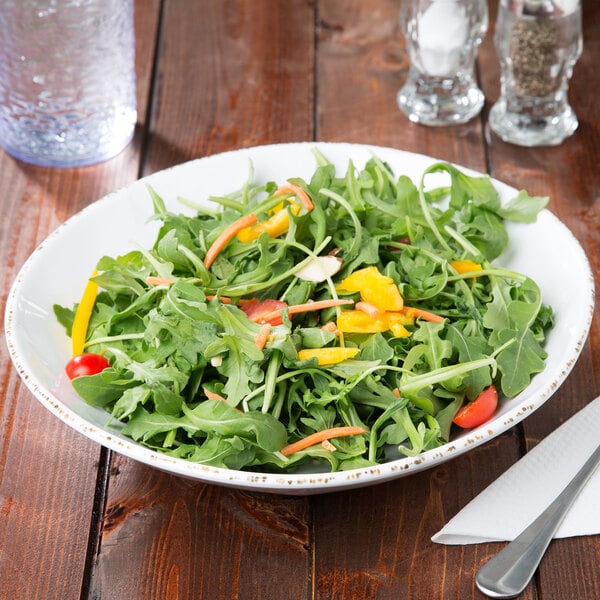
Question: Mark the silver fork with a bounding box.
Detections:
[475,442,600,598]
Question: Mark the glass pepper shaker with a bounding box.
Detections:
[489,0,583,146]
[397,0,489,126]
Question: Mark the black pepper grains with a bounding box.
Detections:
[510,18,561,96]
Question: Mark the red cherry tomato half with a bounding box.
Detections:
[240,298,287,325]
[452,384,498,429]
[65,353,110,380]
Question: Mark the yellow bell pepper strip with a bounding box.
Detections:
[385,313,413,338]
[71,269,99,356]
[337,309,389,333]
[336,309,413,337]
[237,201,301,242]
[337,266,403,312]
[203,213,258,269]
[280,425,368,456]
[450,259,483,276]
[237,183,314,242]
[298,347,359,366]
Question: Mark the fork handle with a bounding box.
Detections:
[475,443,600,599]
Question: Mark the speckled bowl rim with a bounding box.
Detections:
[5,142,595,495]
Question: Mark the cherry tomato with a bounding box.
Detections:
[65,353,110,380]
[452,384,498,429]
[240,298,287,325]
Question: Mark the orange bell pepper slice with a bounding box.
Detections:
[450,259,483,276]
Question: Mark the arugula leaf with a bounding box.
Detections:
[498,190,549,223]
[57,155,554,473]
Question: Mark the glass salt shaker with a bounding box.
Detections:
[398,0,489,126]
[489,0,583,146]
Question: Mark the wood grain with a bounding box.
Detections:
[142,0,315,175]
[1,1,599,599]
[88,3,316,599]
[316,0,488,173]
[479,2,600,599]
[0,2,161,598]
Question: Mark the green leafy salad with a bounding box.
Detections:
[55,150,553,472]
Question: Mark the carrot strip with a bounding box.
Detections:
[401,306,445,323]
[203,213,258,269]
[254,323,272,350]
[71,269,99,356]
[146,276,175,286]
[204,388,227,402]
[203,388,243,413]
[321,321,340,336]
[275,183,314,211]
[321,439,336,452]
[236,298,255,307]
[280,426,368,457]
[355,301,382,318]
[260,298,353,324]
[206,295,232,304]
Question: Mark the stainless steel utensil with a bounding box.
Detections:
[476,442,600,598]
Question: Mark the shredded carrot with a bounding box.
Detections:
[203,213,258,269]
[321,439,336,452]
[401,306,445,323]
[275,183,314,211]
[321,321,341,336]
[392,387,401,398]
[204,388,227,402]
[254,323,272,350]
[260,298,353,324]
[280,426,368,457]
[71,270,99,356]
[236,298,255,307]
[355,301,382,318]
[203,388,243,413]
[206,295,232,304]
[146,276,175,286]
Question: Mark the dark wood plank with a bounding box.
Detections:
[3,1,597,599]
[312,1,531,599]
[92,456,310,600]
[89,2,316,598]
[476,2,600,598]
[313,432,531,600]
[142,0,315,175]
[316,0,488,173]
[0,2,162,598]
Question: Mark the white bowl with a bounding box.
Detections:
[5,142,594,494]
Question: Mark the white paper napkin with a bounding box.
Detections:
[432,396,600,545]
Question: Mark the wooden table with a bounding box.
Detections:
[1,1,598,598]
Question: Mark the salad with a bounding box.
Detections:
[54,150,553,473]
